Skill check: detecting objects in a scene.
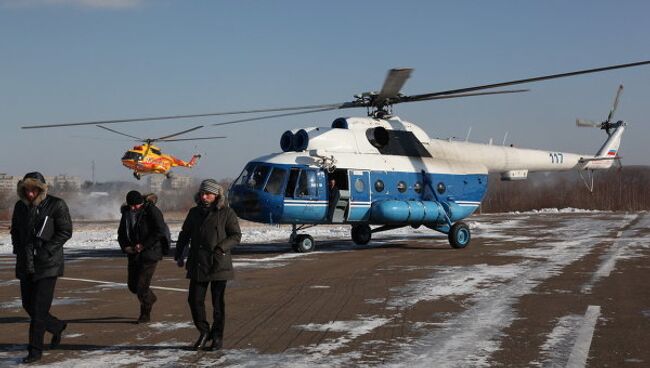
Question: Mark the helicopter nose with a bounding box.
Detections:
[229,189,265,222]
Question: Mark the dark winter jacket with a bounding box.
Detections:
[175,194,242,282]
[11,177,73,281]
[118,202,166,264]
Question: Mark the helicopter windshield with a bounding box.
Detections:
[122,151,143,160]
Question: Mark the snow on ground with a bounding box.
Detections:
[0,211,647,367]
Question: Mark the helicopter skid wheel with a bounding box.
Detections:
[351,224,371,245]
[133,172,141,180]
[165,172,174,179]
[448,222,471,249]
[293,234,315,253]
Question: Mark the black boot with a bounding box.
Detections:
[22,352,42,364]
[137,305,151,324]
[50,322,67,349]
[192,332,209,351]
[207,337,223,351]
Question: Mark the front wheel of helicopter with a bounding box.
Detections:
[293,234,315,253]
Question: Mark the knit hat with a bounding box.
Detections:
[126,190,144,206]
[199,179,222,196]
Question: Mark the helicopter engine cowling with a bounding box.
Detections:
[280,130,294,152]
[366,126,390,148]
[292,129,310,151]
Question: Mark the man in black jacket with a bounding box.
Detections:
[117,190,166,324]
[11,172,72,364]
[175,179,242,351]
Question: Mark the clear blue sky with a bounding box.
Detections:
[1,0,649,182]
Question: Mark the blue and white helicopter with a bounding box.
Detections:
[22,61,649,252]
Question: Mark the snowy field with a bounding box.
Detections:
[0,209,648,367]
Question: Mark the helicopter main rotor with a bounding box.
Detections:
[96,124,226,143]
[20,60,650,129]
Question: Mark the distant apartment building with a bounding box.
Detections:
[48,175,82,191]
[147,175,194,193]
[0,173,81,193]
[0,173,20,193]
[147,175,166,193]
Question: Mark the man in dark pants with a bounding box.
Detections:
[11,172,72,364]
[117,190,167,323]
[175,179,242,351]
[327,178,340,222]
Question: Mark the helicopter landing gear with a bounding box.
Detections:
[351,224,371,245]
[165,172,174,179]
[290,224,316,252]
[448,221,471,249]
[133,172,141,180]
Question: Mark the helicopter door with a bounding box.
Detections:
[347,170,371,221]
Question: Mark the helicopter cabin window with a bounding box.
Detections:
[414,182,423,193]
[234,164,254,186]
[264,167,287,195]
[150,148,161,155]
[397,181,407,193]
[248,165,271,190]
[374,180,385,192]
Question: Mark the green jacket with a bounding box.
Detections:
[175,203,242,281]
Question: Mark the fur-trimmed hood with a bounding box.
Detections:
[17,176,48,206]
[193,190,227,210]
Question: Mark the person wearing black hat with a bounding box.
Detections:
[117,190,167,324]
[175,179,241,351]
[10,172,72,364]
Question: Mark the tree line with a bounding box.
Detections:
[481,166,650,213]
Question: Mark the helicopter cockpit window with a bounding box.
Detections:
[151,148,161,155]
[121,151,143,161]
[248,165,271,190]
[264,167,287,195]
[234,164,255,186]
[296,169,318,197]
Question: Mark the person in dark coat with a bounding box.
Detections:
[175,179,242,351]
[117,190,167,324]
[11,172,72,364]
[327,178,340,222]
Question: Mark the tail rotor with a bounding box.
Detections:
[576,84,624,136]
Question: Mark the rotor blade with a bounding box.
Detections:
[159,136,227,142]
[210,107,340,127]
[154,125,205,141]
[406,60,650,101]
[606,84,624,123]
[96,125,143,140]
[406,88,530,102]
[375,68,413,106]
[21,103,347,129]
[576,119,600,127]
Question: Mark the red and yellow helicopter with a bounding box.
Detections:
[96,125,225,180]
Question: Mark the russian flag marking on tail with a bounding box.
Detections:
[607,149,617,156]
